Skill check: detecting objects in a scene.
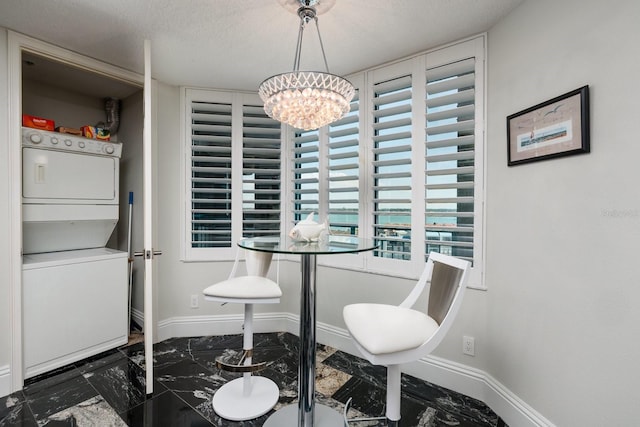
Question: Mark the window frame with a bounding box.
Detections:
[422,39,485,288]
[180,88,283,261]
[298,36,486,287]
[180,35,486,288]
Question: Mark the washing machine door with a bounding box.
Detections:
[22,147,118,204]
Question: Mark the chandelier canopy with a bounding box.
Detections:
[258,1,355,131]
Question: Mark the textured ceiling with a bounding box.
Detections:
[0,0,525,91]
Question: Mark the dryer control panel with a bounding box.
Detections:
[22,127,123,158]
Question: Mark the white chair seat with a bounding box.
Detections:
[343,303,439,355]
[203,276,282,299]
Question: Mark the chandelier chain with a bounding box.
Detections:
[314,16,330,73]
[292,8,330,73]
[292,16,305,71]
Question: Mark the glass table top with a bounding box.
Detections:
[238,236,377,255]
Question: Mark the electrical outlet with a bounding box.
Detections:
[463,336,475,356]
[190,294,199,309]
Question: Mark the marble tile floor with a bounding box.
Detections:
[1,332,508,427]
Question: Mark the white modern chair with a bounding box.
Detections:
[342,252,470,427]
[203,248,282,421]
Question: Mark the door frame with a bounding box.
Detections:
[7,31,144,391]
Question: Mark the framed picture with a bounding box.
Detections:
[507,85,590,166]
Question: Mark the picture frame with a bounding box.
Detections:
[507,85,590,166]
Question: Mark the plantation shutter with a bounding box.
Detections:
[327,89,360,236]
[189,100,233,248]
[186,90,282,254]
[372,75,413,260]
[292,129,320,222]
[242,104,281,238]
[185,36,484,274]
[425,58,476,263]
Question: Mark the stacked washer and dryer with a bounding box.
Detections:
[21,127,128,379]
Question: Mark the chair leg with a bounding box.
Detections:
[342,397,386,425]
[386,364,401,425]
[215,303,267,372]
[242,304,254,397]
[243,304,254,355]
[211,303,279,421]
[342,365,402,426]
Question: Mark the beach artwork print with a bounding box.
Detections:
[507,86,589,166]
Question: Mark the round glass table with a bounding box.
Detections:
[238,236,377,427]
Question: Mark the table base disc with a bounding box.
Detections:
[212,376,279,421]
[263,403,344,427]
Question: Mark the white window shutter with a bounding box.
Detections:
[327,89,360,236]
[425,58,476,263]
[189,99,233,248]
[371,74,413,260]
[184,37,484,283]
[241,103,281,237]
[292,130,320,222]
[184,89,281,258]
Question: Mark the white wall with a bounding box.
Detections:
[486,0,640,425]
[22,80,106,131]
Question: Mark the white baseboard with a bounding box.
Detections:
[147,313,554,427]
[156,312,297,342]
[482,375,555,427]
[0,365,10,398]
[131,307,144,330]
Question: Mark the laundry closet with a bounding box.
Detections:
[19,49,145,379]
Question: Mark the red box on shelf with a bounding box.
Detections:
[23,114,55,131]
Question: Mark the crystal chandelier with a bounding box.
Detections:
[258,0,355,131]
